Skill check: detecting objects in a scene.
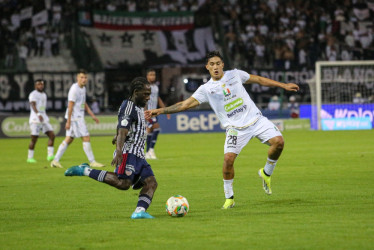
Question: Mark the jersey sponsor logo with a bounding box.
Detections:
[224,94,236,101]
[227,105,247,118]
[224,98,243,112]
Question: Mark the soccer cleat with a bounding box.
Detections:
[222,199,235,209]
[64,164,89,176]
[89,161,105,168]
[50,160,63,168]
[258,168,272,195]
[145,152,151,159]
[27,158,37,163]
[47,155,55,161]
[130,211,155,219]
[148,148,157,159]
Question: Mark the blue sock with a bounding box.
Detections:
[146,134,152,152]
[150,129,160,149]
[136,194,152,211]
[88,169,107,182]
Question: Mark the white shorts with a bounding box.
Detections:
[224,116,282,154]
[30,122,54,136]
[66,119,89,138]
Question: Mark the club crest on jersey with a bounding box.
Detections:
[223,88,231,97]
[125,164,135,176]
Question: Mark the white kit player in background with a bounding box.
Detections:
[27,79,56,164]
[51,69,104,168]
[146,51,299,209]
[144,69,170,160]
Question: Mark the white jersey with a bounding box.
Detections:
[147,83,159,110]
[29,90,49,123]
[192,69,261,128]
[65,83,86,120]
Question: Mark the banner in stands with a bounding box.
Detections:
[81,11,215,67]
[0,72,106,112]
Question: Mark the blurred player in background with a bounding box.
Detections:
[65,77,157,219]
[146,50,299,209]
[145,68,170,159]
[27,79,55,163]
[51,69,104,168]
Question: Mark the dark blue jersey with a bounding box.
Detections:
[117,100,147,158]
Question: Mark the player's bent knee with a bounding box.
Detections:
[270,136,284,149]
[144,177,158,191]
[274,137,284,150]
[116,179,131,190]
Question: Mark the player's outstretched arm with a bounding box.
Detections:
[145,97,199,118]
[245,75,299,92]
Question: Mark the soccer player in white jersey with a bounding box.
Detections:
[27,79,55,163]
[51,70,104,168]
[144,69,170,159]
[146,51,299,209]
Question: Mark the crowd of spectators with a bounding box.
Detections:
[1,0,373,72]
[219,0,374,70]
[76,0,204,12]
[0,0,69,70]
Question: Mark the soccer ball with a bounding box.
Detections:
[165,195,189,217]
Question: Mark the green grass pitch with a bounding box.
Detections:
[1,130,373,249]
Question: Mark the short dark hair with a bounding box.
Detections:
[206,50,223,63]
[34,79,44,84]
[129,77,149,98]
[77,69,87,75]
[146,68,156,74]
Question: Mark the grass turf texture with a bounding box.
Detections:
[0,130,373,249]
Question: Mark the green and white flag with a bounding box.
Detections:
[81,11,215,67]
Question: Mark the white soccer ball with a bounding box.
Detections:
[165,195,189,217]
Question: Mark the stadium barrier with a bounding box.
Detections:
[0,112,309,138]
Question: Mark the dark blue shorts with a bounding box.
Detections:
[147,117,158,128]
[115,153,154,182]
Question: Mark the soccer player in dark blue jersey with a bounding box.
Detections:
[64,77,158,219]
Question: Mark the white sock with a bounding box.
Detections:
[47,146,54,157]
[264,157,277,176]
[54,141,68,162]
[223,179,234,199]
[28,149,34,159]
[83,142,95,163]
[83,167,92,176]
[135,207,145,213]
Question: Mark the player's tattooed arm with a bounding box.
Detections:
[163,97,200,114]
[163,102,184,114]
[145,97,199,118]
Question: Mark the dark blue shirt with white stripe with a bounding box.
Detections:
[117,100,147,158]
